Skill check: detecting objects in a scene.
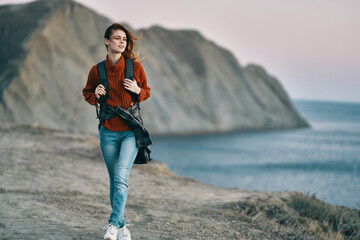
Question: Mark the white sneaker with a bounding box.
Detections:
[117,225,131,240]
[103,223,118,240]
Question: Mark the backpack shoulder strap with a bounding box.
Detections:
[124,58,138,104]
[124,58,134,80]
[96,60,108,104]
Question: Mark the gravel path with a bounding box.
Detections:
[0,122,295,240]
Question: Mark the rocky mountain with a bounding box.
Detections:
[0,0,309,135]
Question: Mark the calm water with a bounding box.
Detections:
[150,100,360,209]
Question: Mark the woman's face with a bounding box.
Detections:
[105,29,127,53]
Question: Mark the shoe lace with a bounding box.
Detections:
[103,223,116,234]
[102,223,112,230]
[119,224,132,236]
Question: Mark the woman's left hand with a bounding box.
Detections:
[124,78,141,95]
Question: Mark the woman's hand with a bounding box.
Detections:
[124,78,141,95]
[95,84,106,99]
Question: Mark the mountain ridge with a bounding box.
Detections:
[0,0,309,135]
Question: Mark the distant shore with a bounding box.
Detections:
[149,123,310,138]
[0,122,359,239]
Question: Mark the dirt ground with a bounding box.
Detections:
[0,122,300,240]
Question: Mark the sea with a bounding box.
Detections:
[150,100,360,210]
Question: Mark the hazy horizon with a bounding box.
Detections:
[1,0,359,103]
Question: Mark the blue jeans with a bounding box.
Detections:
[99,125,139,228]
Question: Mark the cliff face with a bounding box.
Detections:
[0,0,308,135]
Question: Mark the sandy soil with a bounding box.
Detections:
[0,122,301,240]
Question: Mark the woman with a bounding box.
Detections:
[82,23,151,240]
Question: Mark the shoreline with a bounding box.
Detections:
[149,123,310,139]
[0,119,310,139]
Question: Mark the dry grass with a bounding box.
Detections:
[288,192,360,240]
[218,192,360,240]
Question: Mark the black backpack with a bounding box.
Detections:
[95,57,152,164]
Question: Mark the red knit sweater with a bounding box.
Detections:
[82,54,151,131]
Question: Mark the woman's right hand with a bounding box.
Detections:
[95,84,106,99]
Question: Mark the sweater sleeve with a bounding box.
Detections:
[135,62,151,103]
[82,65,100,106]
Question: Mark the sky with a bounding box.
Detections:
[1,0,360,103]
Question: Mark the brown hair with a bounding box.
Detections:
[104,23,145,63]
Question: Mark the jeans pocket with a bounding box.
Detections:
[99,125,109,135]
